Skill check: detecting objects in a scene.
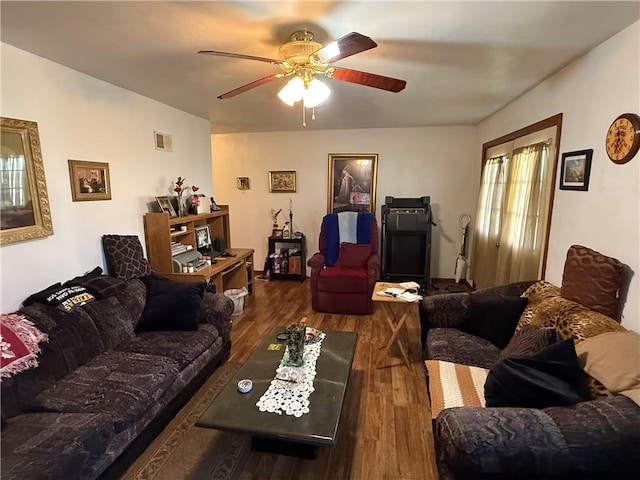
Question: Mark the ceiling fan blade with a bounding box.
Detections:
[327,67,406,93]
[217,74,284,99]
[198,50,282,66]
[310,32,377,64]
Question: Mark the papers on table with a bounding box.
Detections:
[399,281,420,290]
[376,286,423,303]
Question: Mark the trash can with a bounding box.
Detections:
[224,287,249,316]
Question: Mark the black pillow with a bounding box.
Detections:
[460,295,528,348]
[136,275,205,332]
[485,338,590,409]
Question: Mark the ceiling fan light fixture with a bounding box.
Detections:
[277,76,305,106]
[303,78,331,108]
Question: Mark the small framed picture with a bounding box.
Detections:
[237,177,250,190]
[68,160,112,201]
[156,195,177,217]
[269,171,296,193]
[272,229,283,238]
[559,149,593,191]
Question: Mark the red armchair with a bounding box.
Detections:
[307,212,380,315]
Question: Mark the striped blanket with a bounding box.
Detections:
[425,360,488,419]
[322,212,373,266]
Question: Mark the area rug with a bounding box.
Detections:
[121,362,251,480]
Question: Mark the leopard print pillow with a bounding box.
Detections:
[515,281,561,331]
[584,373,614,400]
[555,303,626,343]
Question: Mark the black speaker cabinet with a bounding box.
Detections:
[381,196,433,287]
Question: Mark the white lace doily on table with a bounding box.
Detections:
[256,332,326,417]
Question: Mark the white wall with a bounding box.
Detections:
[211,127,477,280]
[477,22,640,332]
[0,43,214,313]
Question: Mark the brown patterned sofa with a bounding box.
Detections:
[1,270,233,480]
[419,245,640,479]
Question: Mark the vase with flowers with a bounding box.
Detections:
[174,176,187,217]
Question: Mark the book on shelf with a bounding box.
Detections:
[171,242,188,256]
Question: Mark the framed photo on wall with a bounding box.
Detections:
[559,149,592,191]
[269,171,296,193]
[327,154,378,213]
[237,177,250,190]
[68,160,112,201]
[1,117,54,245]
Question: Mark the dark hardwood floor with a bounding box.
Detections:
[229,277,438,480]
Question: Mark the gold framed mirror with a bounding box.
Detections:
[1,117,53,245]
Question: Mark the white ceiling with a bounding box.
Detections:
[2,1,638,134]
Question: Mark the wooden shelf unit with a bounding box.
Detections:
[143,207,254,299]
[268,235,306,282]
[143,207,231,273]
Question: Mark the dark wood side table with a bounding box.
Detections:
[268,235,306,281]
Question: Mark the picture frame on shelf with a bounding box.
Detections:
[0,116,54,245]
[156,195,177,217]
[269,171,296,193]
[68,159,112,202]
[328,153,378,213]
[559,149,592,191]
[272,229,283,238]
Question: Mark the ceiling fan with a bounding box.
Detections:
[198,31,407,107]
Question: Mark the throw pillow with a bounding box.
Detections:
[425,360,489,419]
[22,284,96,312]
[561,244,623,320]
[136,275,205,332]
[575,331,640,394]
[1,313,49,380]
[334,242,371,269]
[102,234,153,280]
[460,295,528,349]
[64,266,127,298]
[485,339,590,408]
[499,325,557,360]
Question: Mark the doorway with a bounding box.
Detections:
[471,114,563,289]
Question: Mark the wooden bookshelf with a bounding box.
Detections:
[143,207,254,299]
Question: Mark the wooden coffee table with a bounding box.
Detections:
[372,281,418,371]
[196,326,357,458]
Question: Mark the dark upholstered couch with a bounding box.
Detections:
[1,277,233,480]
[419,280,640,480]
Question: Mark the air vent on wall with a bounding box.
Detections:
[154,131,173,152]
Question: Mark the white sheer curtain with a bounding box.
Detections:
[495,141,550,284]
[472,141,552,289]
[471,155,508,289]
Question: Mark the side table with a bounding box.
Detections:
[372,281,418,371]
[268,235,306,281]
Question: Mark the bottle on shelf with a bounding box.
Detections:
[281,248,289,274]
[283,222,291,239]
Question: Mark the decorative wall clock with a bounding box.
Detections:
[605,113,640,164]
